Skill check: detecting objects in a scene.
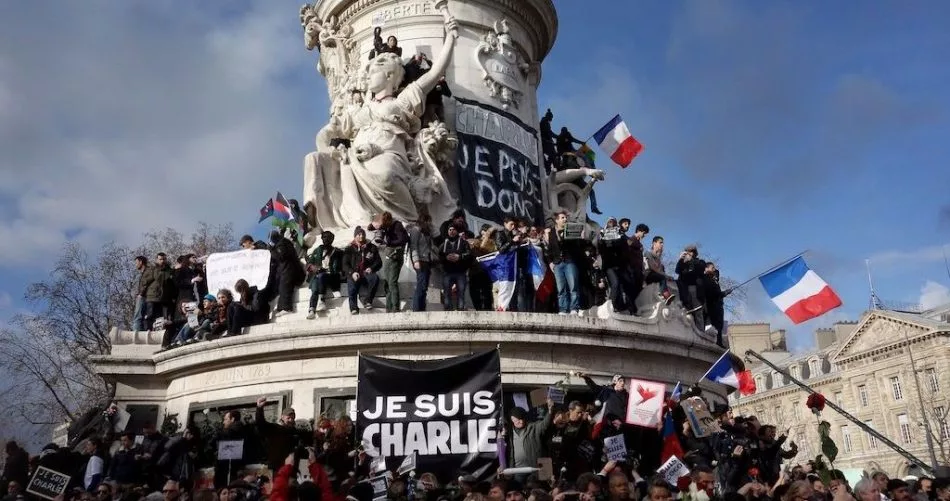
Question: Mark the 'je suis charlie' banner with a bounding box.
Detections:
[454,97,543,226]
[356,350,502,482]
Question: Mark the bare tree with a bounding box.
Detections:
[661,245,748,317]
[906,366,950,465]
[0,222,235,440]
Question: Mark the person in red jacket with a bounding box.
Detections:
[271,449,336,501]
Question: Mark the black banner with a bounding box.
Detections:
[356,350,502,482]
[454,98,543,226]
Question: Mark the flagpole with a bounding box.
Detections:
[697,350,730,384]
[728,250,809,292]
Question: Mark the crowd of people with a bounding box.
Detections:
[6,378,949,501]
[135,207,732,350]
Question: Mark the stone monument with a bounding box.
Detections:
[298,0,602,243]
[88,0,724,447]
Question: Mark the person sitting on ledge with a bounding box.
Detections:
[228,279,269,335]
[170,294,218,347]
[306,231,343,318]
[343,227,382,314]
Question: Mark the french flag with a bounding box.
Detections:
[592,114,643,168]
[477,251,517,311]
[702,352,756,395]
[274,191,295,221]
[759,256,842,324]
[527,244,555,304]
[660,411,684,464]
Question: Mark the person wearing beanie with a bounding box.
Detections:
[342,227,382,314]
[169,293,219,346]
[254,397,307,474]
[507,399,554,483]
[306,231,343,317]
[576,373,628,422]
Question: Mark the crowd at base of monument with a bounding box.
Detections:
[5,350,941,501]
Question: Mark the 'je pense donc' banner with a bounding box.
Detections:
[454,98,543,226]
[356,350,503,482]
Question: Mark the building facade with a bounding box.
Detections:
[729,305,950,477]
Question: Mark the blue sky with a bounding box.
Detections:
[0,0,949,351]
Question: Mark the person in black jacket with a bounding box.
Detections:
[108,433,141,487]
[544,212,585,316]
[270,230,305,316]
[598,218,637,315]
[157,426,202,485]
[368,27,402,60]
[227,280,269,336]
[254,397,305,474]
[577,373,628,422]
[343,227,382,314]
[368,212,409,313]
[675,245,707,327]
[439,224,472,311]
[1,441,29,497]
[137,423,166,491]
[214,411,249,489]
[703,262,729,346]
[174,254,207,305]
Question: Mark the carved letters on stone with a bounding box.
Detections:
[475,19,529,110]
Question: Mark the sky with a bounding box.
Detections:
[0,0,949,351]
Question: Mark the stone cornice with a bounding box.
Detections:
[836,330,947,365]
[316,0,558,61]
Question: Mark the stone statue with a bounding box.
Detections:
[300,1,460,243]
[544,152,605,225]
[475,19,530,110]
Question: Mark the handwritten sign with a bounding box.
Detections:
[206,249,271,301]
[682,397,720,438]
[217,440,245,461]
[397,452,417,476]
[547,387,566,404]
[26,467,70,501]
[625,379,666,429]
[604,434,627,462]
[455,98,542,226]
[563,223,587,240]
[657,456,690,485]
[368,475,389,501]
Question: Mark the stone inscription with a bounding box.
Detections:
[369,2,434,24]
[203,365,273,386]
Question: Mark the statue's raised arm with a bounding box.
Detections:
[413,0,459,95]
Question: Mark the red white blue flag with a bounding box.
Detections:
[592,114,643,168]
[759,256,841,324]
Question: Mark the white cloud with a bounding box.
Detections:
[868,244,950,269]
[919,281,950,310]
[0,1,324,268]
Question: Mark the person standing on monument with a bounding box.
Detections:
[270,230,305,317]
[407,213,436,312]
[545,211,583,316]
[368,211,409,313]
[540,109,557,173]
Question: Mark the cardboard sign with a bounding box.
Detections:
[26,467,70,501]
[563,223,587,240]
[601,227,622,241]
[396,452,417,476]
[604,434,627,462]
[682,397,721,438]
[657,456,690,485]
[537,458,553,481]
[625,379,666,429]
[547,387,566,404]
[368,475,389,501]
[217,440,245,461]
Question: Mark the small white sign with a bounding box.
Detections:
[397,452,417,476]
[217,439,245,461]
[604,434,627,462]
[512,393,529,411]
[656,455,690,485]
[206,249,272,301]
[625,378,666,429]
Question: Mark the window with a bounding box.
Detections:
[842,425,853,453]
[927,368,940,393]
[810,359,821,377]
[898,413,913,444]
[935,406,950,440]
[834,392,843,406]
[754,375,763,393]
[774,372,783,388]
[891,376,904,400]
[858,385,869,407]
[793,401,801,419]
[864,420,878,449]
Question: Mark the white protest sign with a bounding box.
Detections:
[217,440,245,461]
[547,387,566,404]
[371,455,387,473]
[113,407,131,432]
[604,434,626,462]
[206,249,271,301]
[624,378,666,429]
[185,301,200,328]
[656,456,690,485]
[397,452,417,476]
[682,397,720,438]
[26,466,71,501]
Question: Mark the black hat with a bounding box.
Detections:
[354,226,365,237]
[887,479,909,492]
[510,407,527,420]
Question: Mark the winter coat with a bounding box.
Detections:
[108,447,141,485]
[141,264,176,303]
[597,232,628,270]
[274,237,305,286]
[372,221,409,261]
[157,436,200,483]
[256,406,306,471]
[342,242,382,276]
[270,463,336,501]
[507,412,554,469]
[407,225,436,264]
[439,235,472,273]
[1,445,29,490]
[545,227,584,264]
[582,376,628,422]
[175,266,207,302]
[307,245,343,278]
